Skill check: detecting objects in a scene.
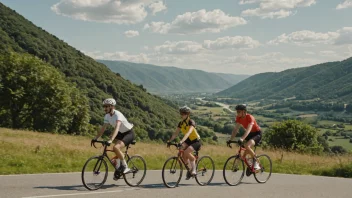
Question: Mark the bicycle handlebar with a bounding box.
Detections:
[226,140,244,149]
[166,142,182,149]
[91,139,110,148]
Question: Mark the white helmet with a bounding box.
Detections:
[179,106,191,114]
[103,98,116,106]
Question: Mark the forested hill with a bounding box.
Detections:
[0,2,180,139]
[98,60,249,94]
[217,58,352,102]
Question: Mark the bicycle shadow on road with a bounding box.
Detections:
[139,183,194,189]
[139,182,241,189]
[33,184,119,191]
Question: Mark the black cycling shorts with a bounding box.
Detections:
[115,129,135,146]
[184,138,202,151]
[245,131,262,145]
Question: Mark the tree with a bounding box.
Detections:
[330,146,347,154]
[263,120,323,153]
[0,52,91,134]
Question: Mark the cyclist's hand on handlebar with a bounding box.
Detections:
[91,138,97,147]
[237,138,244,146]
[177,142,182,148]
[104,140,112,146]
[226,139,232,148]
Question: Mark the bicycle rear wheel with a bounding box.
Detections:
[223,155,245,186]
[81,156,108,190]
[162,156,183,188]
[253,154,272,183]
[123,155,147,187]
[195,156,215,186]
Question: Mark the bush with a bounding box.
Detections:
[314,163,352,178]
[263,120,323,154]
[330,146,347,154]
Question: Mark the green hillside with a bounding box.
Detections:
[98,60,248,94]
[213,73,249,85]
[217,59,352,102]
[0,2,179,139]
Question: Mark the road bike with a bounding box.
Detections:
[81,139,146,190]
[223,140,272,186]
[162,142,215,188]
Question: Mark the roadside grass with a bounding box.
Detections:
[1,128,351,178]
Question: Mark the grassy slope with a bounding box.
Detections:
[1,128,351,177]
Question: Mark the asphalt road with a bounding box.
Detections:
[1,171,351,198]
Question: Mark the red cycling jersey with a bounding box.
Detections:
[236,114,261,132]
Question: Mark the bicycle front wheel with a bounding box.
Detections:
[123,155,147,187]
[195,155,215,186]
[253,154,272,183]
[223,155,245,186]
[81,156,108,190]
[162,156,183,188]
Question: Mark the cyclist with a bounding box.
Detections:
[167,106,201,179]
[92,98,135,177]
[227,104,262,170]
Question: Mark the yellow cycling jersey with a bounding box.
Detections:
[177,117,200,141]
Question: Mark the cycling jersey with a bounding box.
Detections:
[236,114,261,132]
[104,110,133,133]
[177,117,200,141]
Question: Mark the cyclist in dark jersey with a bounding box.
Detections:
[227,104,262,170]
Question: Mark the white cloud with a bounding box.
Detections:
[143,22,170,34]
[152,36,259,55]
[240,0,316,19]
[124,30,139,38]
[304,51,316,55]
[345,45,352,57]
[335,27,352,45]
[144,9,247,34]
[319,50,338,57]
[148,1,167,15]
[239,0,260,4]
[203,36,260,50]
[84,51,150,63]
[51,0,166,24]
[221,52,320,70]
[268,30,340,46]
[336,0,352,9]
[154,41,205,54]
[268,27,352,46]
[242,9,293,19]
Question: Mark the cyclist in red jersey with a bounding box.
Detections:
[227,104,262,170]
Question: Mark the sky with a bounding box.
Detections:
[1,0,352,75]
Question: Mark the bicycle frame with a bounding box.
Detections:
[236,146,255,173]
[92,140,132,171]
[231,143,261,174]
[169,143,198,174]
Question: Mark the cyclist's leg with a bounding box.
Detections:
[245,132,262,169]
[113,133,125,161]
[181,141,190,165]
[185,141,201,175]
[244,139,256,159]
[114,130,135,172]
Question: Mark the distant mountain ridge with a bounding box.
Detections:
[217,58,352,102]
[98,60,250,94]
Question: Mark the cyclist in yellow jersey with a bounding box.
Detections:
[167,106,201,179]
